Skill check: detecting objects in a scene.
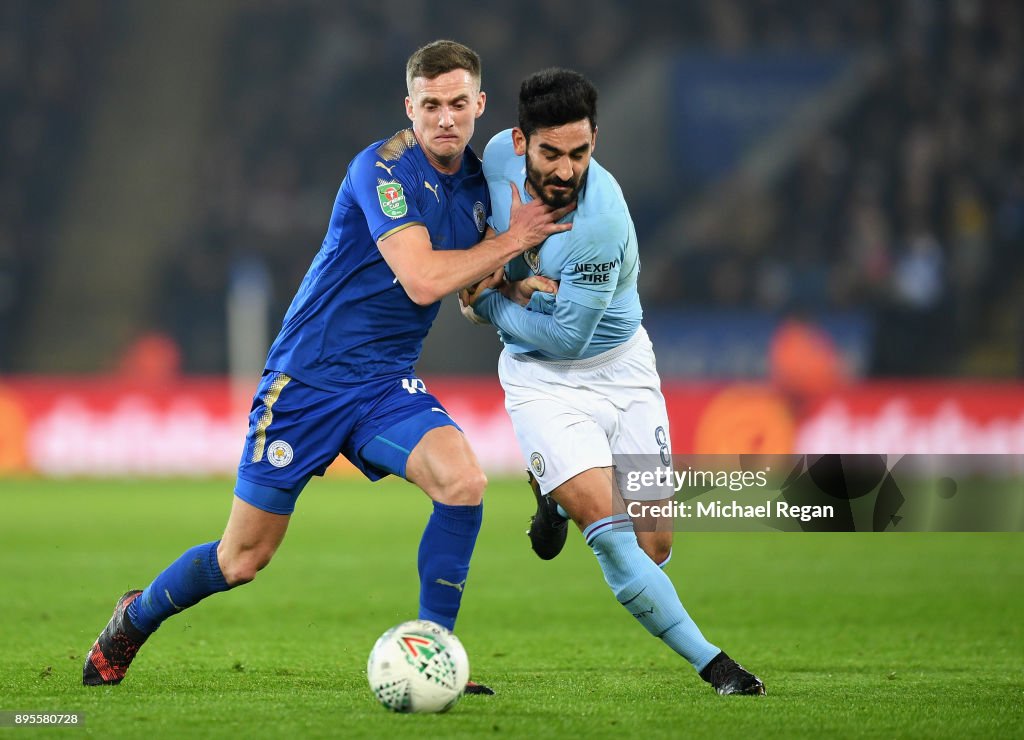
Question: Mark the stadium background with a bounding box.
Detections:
[1,0,1022,475]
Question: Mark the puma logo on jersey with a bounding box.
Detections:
[435,578,466,593]
[424,180,440,202]
[375,161,396,176]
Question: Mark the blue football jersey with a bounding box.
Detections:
[264,129,489,389]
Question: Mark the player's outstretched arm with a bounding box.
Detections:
[378,183,572,306]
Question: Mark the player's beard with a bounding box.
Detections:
[525,152,587,208]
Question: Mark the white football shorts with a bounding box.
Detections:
[498,326,674,501]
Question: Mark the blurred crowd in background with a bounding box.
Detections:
[654,0,1024,377]
[1,0,1022,377]
[0,1,120,371]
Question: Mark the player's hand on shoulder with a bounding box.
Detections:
[500,275,559,307]
[506,182,573,253]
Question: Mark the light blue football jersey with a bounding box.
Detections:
[475,128,642,359]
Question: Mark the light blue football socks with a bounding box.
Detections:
[584,514,720,672]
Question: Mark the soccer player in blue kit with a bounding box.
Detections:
[82,41,571,691]
[461,69,766,695]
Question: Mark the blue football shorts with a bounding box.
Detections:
[234,371,461,515]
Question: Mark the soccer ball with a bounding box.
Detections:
[366,619,470,713]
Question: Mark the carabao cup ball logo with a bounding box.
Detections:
[267,440,294,468]
[367,619,469,713]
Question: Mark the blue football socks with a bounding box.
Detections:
[417,501,483,631]
[127,540,232,635]
[584,514,720,672]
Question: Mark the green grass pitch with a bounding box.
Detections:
[1,478,1022,738]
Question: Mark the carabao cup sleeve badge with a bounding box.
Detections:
[377,183,408,218]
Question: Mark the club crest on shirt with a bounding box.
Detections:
[473,201,486,233]
[523,246,541,274]
[377,183,407,218]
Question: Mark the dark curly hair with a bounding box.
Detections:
[518,68,598,138]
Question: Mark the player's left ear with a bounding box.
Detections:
[405,96,414,122]
[475,91,486,119]
[591,126,598,154]
[512,128,527,156]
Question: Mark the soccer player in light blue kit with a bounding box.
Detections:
[83,41,571,692]
[462,69,765,695]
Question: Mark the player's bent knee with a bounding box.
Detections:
[643,542,672,567]
[219,557,268,587]
[217,544,276,586]
[450,468,488,506]
[637,535,673,566]
[432,467,487,506]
